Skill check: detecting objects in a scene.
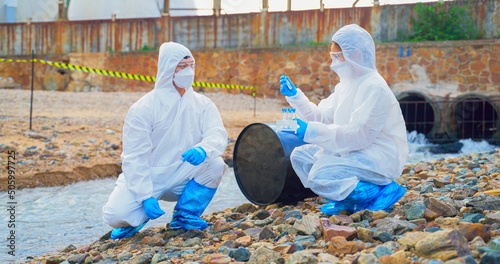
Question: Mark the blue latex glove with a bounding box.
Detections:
[142,197,165,220]
[182,147,206,166]
[284,118,308,140]
[279,75,297,97]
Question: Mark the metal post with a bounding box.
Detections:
[287,0,291,11]
[262,0,269,12]
[29,50,34,131]
[163,0,170,16]
[213,0,221,17]
[58,0,64,19]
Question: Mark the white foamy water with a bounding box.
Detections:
[1,132,498,262]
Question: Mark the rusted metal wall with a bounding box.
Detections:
[0,0,498,56]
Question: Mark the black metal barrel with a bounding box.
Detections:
[233,123,317,205]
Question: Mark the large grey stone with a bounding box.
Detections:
[293,215,323,238]
[376,218,417,235]
[248,246,285,264]
[286,251,318,264]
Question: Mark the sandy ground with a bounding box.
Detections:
[0,89,288,189]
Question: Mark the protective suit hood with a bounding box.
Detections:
[154,42,195,98]
[331,24,376,81]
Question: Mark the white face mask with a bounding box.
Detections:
[330,58,346,73]
[173,67,195,88]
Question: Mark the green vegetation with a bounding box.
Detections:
[140,45,152,51]
[305,40,329,46]
[407,2,482,41]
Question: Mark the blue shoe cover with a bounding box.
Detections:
[170,179,217,231]
[110,219,149,239]
[320,181,405,216]
[320,200,354,216]
[365,181,405,211]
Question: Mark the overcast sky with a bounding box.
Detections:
[217,0,447,14]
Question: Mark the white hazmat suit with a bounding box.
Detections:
[286,24,408,203]
[102,42,228,228]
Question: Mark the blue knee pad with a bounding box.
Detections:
[170,179,217,230]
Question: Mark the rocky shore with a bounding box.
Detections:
[25,150,500,264]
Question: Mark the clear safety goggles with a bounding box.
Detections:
[330,51,344,62]
[176,62,196,70]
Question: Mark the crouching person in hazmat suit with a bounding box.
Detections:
[279,24,408,215]
[102,42,228,239]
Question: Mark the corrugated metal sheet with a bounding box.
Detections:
[0,0,498,56]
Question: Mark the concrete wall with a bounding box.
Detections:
[0,0,499,56]
[1,39,498,101]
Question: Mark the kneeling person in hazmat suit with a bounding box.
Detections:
[102,42,228,239]
[279,24,409,215]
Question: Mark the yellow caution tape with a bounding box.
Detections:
[0,58,256,92]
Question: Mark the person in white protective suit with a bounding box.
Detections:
[279,24,409,215]
[102,42,228,239]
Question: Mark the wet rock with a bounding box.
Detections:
[467,193,500,210]
[284,210,302,220]
[373,231,395,243]
[286,251,318,264]
[461,213,485,223]
[130,253,152,264]
[181,228,205,240]
[479,251,500,264]
[98,242,117,252]
[248,246,285,264]
[415,229,471,261]
[234,203,257,214]
[372,245,393,258]
[252,210,271,220]
[406,202,426,220]
[356,227,374,242]
[140,236,166,247]
[434,178,452,188]
[398,231,431,248]
[424,208,441,221]
[353,253,381,264]
[327,236,365,255]
[485,212,500,225]
[118,252,133,261]
[213,220,233,232]
[200,253,231,264]
[329,215,354,225]
[67,253,89,264]
[239,221,254,230]
[183,237,202,247]
[372,210,390,220]
[452,188,475,200]
[317,253,340,263]
[46,256,66,264]
[270,210,286,219]
[255,217,274,227]
[293,235,316,244]
[323,224,356,241]
[350,210,373,223]
[293,215,323,238]
[236,236,252,247]
[427,197,458,217]
[458,222,491,242]
[259,226,276,240]
[61,244,77,253]
[376,218,417,235]
[229,247,251,262]
[378,255,412,264]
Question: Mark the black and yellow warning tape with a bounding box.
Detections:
[0,58,256,94]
